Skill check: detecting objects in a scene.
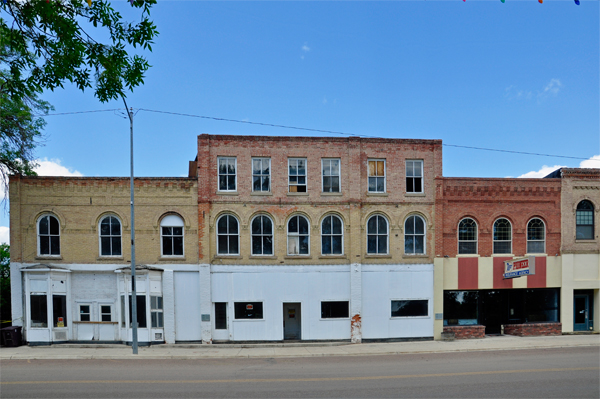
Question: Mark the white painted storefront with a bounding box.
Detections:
[13,262,434,344]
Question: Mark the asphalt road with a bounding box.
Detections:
[1,347,598,398]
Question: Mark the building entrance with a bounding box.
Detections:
[283,303,301,340]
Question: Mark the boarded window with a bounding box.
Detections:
[321,301,349,318]
[368,160,385,192]
[391,300,428,317]
[234,302,263,319]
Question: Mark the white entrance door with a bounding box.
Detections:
[283,303,301,340]
[174,272,202,341]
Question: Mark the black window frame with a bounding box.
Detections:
[234,302,263,319]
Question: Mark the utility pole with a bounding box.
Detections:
[123,98,138,355]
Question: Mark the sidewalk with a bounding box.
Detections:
[1,334,598,360]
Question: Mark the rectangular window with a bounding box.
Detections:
[79,304,91,322]
[215,302,227,329]
[53,295,67,327]
[322,159,340,193]
[30,294,48,328]
[162,227,184,256]
[391,300,428,317]
[234,302,263,319]
[368,159,386,192]
[321,301,349,318]
[150,296,163,328]
[100,305,112,322]
[288,158,307,192]
[406,160,423,193]
[218,157,237,191]
[252,158,271,192]
[128,295,147,328]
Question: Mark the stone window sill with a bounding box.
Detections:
[159,256,186,261]
[214,255,243,260]
[364,254,392,259]
[97,256,124,261]
[366,192,388,197]
[284,255,312,260]
[36,256,63,261]
[251,192,273,196]
[287,192,309,196]
[318,255,347,260]
[216,191,239,196]
[321,192,343,196]
[405,192,426,197]
[249,255,277,260]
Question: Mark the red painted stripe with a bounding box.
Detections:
[493,257,513,289]
[458,257,479,290]
[527,256,547,288]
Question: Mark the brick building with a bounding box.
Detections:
[9,176,198,344]
[192,135,442,343]
[8,135,599,345]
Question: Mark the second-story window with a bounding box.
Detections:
[367,215,388,254]
[406,160,423,193]
[493,218,512,254]
[38,214,60,256]
[321,215,343,255]
[404,215,425,254]
[217,214,239,255]
[527,218,545,254]
[251,215,273,255]
[289,158,307,193]
[458,218,478,254]
[576,200,595,240]
[99,215,122,256]
[252,158,271,192]
[288,215,309,255]
[322,159,340,193]
[368,159,385,193]
[218,157,237,192]
[161,214,184,257]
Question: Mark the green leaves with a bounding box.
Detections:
[1,0,158,103]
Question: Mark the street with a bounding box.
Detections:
[1,347,598,398]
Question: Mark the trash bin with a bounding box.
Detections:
[1,326,22,347]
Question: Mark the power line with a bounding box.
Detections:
[41,107,597,162]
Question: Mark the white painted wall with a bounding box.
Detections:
[174,271,202,341]
[211,265,351,341]
[361,264,434,339]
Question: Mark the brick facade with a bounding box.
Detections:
[197,135,443,265]
[9,176,199,265]
[503,322,562,336]
[442,325,485,339]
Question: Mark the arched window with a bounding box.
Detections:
[527,218,545,254]
[576,200,595,240]
[458,218,477,254]
[322,215,343,255]
[217,214,239,255]
[160,214,184,256]
[99,215,122,256]
[367,215,388,254]
[493,218,512,254]
[251,215,273,255]
[405,215,425,254]
[38,214,60,256]
[287,215,309,255]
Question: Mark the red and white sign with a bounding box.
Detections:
[504,257,536,279]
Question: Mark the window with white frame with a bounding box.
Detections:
[100,305,112,322]
[322,159,340,193]
[493,218,512,254]
[391,300,428,317]
[150,296,163,328]
[406,160,423,193]
[218,157,237,191]
[368,159,386,193]
[527,218,545,254]
[99,215,122,256]
[251,215,273,255]
[252,158,271,192]
[288,158,307,192]
[79,304,91,322]
[217,214,239,255]
[321,215,343,255]
[160,214,184,256]
[576,200,595,240]
[287,215,310,255]
[367,215,388,254]
[321,301,349,318]
[30,294,48,327]
[404,215,425,254]
[38,214,60,256]
[458,218,478,254]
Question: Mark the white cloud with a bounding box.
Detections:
[579,154,600,168]
[302,44,310,52]
[0,226,7,245]
[517,155,600,178]
[517,164,565,179]
[539,78,562,99]
[34,158,83,176]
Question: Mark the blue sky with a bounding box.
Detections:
[1,1,599,242]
